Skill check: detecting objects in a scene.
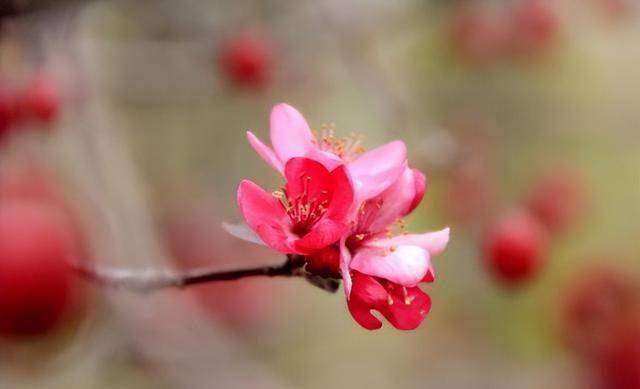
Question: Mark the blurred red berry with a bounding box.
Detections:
[595,320,640,389]
[483,210,549,286]
[217,33,274,89]
[525,167,587,232]
[446,3,511,64]
[510,0,559,58]
[562,265,640,357]
[20,76,60,126]
[0,87,18,141]
[0,201,77,337]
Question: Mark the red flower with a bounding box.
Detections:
[238,157,353,255]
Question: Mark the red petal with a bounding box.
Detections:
[294,218,348,254]
[347,272,432,331]
[237,180,294,253]
[284,157,333,203]
[326,165,354,221]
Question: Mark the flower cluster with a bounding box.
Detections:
[237,104,449,330]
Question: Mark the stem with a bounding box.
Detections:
[72,256,306,294]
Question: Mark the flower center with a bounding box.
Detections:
[313,124,365,163]
[273,175,331,236]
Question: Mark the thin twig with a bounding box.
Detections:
[72,256,305,294]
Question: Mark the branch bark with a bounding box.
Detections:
[72,255,341,294]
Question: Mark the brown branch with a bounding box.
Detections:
[72,255,341,294]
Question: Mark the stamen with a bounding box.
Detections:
[313,123,366,162]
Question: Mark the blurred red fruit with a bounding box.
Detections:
[510,0,559,58]
[20,76,60,126]
[483,210,549,286]
[0,201,77,337]
[562,265,640,356]
[595,320,640,389]
[217,33,274,89]
[446,3,511,64]
[0,87,17,141]
[525,167,587,232]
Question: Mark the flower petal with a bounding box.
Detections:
[364,167,418,233]
[348,140,407,201]
[407,168,426,213]
[347,272,386,330]
[385,285,432,330]
[340,237,353,297]
[221,221,265,246]
[246,131,284,173]
[325,165,354,221]
[284,157,332,204]
[270,103,316,162]
[305,149,343,171]
[347,272,432,330]
[368,228,450,257]
[350,245,430,287]
[293,218,348,254]
[237,180,295,253]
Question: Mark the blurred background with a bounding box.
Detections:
[0,0,639,388]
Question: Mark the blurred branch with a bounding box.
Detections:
[0,0,90,18]
[72,255,341,293]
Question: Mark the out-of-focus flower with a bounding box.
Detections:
[19,75,60,126]
[238,157,353,255]
[0,85,19,142]
[525,167,587,233]
[0,200,78,337]
[238,104,449,330]
[247,103,408,201]
[217,32,274,89]
[594,320,640,389]
[445,2,511,65]
[482,209,548,287]
[562,264,640,357]
[509,0,559,59]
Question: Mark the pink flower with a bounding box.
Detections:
[238,157,353,255]
[339,167,450,330]
[247,103,407,201]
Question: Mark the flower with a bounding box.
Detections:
[238,157,353,255]
[238,103,450,330]
[246,103,408,201]
[339,166,450,330]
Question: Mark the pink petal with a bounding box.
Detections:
[305,149,343,171]
[246,131,284,173]
[339,237,353,297]
[270,103,316,162]
[368,228,450,257]
[348,140,407,201]
[237,180,295,253]
[365,167,418,233]
[293,218,348,254]
[407,169,426,213]
[350,245,430,287]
